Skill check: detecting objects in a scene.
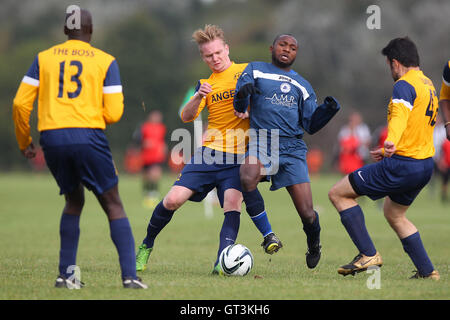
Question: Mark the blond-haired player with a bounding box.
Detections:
[136,25,282,274]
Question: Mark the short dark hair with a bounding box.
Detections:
[381,37,420,67]
[272,33,297,47]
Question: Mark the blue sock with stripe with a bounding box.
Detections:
[243,189,273,237]
[59,213,80,278]
[109,217,136,280]
[339,205,377,256]
[143,201,174,248]
[401,232,434,276]
[215,210,240,266]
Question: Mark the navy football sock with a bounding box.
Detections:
[143,201,174,248]
[303,211,321,248]
[339,205,377,256]
[59,213,80,278]
[401,232,434,276]
[109,217,136,280]
[215,210,240,266]
[243,189,273,237]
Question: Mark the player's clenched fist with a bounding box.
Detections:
[197,82,212,98]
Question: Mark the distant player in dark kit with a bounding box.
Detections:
[234,34,340,269]
[328,37,440,280]
[12,7,147,289]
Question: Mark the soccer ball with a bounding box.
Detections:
[219,244,253,276]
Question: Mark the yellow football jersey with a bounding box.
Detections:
[439,60,450,101]
[12,39,124,150]
[386,69,438,159]
[181,62,249,154]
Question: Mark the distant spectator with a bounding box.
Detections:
[373,125,388,150]
[337,111,371,174]
[439,139,450,202]
[307,147,324,176]
[134,110,167,209]
[434,116,450,202]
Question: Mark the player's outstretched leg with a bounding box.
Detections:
[97,185,148,289]
[240,158,283,255]
[287,183,321,268]
[137,201,174,271]
[109,217,148,288]
[55,184,83,289]
[243,189,283,254]
[56,213,81,288]
[336,205,382,276]
[303,211,322,269]
[212,210,240,275]
[137,185,191,272]
[328,176,382,276]
[383,197,439,280]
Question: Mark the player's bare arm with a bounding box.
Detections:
[181,82,212,122]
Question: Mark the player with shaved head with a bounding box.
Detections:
[12,6,147,289]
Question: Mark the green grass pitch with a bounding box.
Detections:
[0,172,448,300]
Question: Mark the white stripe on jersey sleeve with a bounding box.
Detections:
[103,85,123,94]
[443,76,450,87]
[253,70,310,100]
[22,75,39,87]
[392,98,413,111]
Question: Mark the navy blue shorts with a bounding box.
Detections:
[348,155,434,206]
[40,128,118,195]
[173,147,242,207]
[248,136,309,191]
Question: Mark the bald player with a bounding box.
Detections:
[12,6,147,289]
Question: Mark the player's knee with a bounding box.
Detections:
[240,172,257,192]
[384,211,404,226]
[104,201,126,220]
[64,201,84,215]
[64,192,85,214]
[298,205,315,223]
[163,193,183,211]
[328,186,340,206]
[224,202,241,212]
[223,193,243,212]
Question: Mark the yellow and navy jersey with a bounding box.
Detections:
[181,62,249,154]
[12,39,124,150]
[439,60,450,101]
[386,69,438,159]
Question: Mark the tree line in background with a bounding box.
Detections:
[0,0,449,171]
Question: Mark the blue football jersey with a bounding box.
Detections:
[234,61,319,137]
